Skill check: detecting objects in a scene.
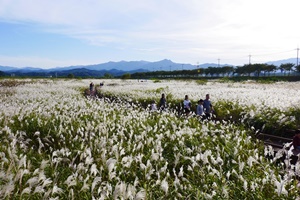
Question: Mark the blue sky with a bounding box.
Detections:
[0,0,300,69]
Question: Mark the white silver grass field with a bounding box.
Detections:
[0,78,300,199]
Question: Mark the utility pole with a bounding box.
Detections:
[217,58,220,67]
[197,62,200,77]
[296,47,299,67]
[248,54,251,65]
[182,64,184,70]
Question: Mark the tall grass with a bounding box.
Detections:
[0,79,299,199]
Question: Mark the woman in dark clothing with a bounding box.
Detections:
[159,93,167,110]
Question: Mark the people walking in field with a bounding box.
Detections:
[293,130,300,152]
[196,99,204,118]
[159,93,167,111]
[203,94,214,119]
[183,95,191,115]
[151,100,157,111]
[89,82,95,96]
[90,82,94,92]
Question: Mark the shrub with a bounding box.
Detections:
[195,79,208,85]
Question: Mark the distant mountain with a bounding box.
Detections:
[53,68,148,77]
[85,60,150,71]
[0,65,19,71]
[0,59,197,74]
[1,58,299,77]
[79,59,196,71]
[8,67,45,73]
[45,60,151,72]
[266,58,298,66]
[141,59,193,71]
[2,67,150,78]
[6,68,120,78]
[197,63,229,68]
[53,68,112,77]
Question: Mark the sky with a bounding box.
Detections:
[0,0,300,69]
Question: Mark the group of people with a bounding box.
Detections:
[89,81,105,92]
[183,94,214,119]
[151,93,167,111]
[150,93,214,119]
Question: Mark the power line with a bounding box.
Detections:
[218,50,294,64]
[200,48,298,66]
[251,49,294,57]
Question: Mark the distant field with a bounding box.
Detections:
[99,79,300,110]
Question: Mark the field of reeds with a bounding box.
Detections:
[0,78,300,199]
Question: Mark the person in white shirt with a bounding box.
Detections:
[151,100,157,111]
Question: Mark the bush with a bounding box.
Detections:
[121,73,131,79]
[195,79,208,85]
[151,78,161,83]
[219,77,233,83]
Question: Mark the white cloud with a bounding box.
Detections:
[0,0,300,67]
[0,55,91,68]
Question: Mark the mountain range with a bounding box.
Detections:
[0,58,298,77]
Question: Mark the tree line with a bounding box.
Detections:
[2,62,299,79]
[131,63,300,79]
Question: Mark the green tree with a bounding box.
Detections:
[279,63,295,75]
[264,64,277,76]
[296,65,300,73]
[0,70,5,77]
[67,73,75,78]
[206,67,213,77]
[220,66,234,76]
[251,63,266,77]
[234,66,246,76]
[236,64,256,76]
[121,73,131,79]
[104,73,114,79]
